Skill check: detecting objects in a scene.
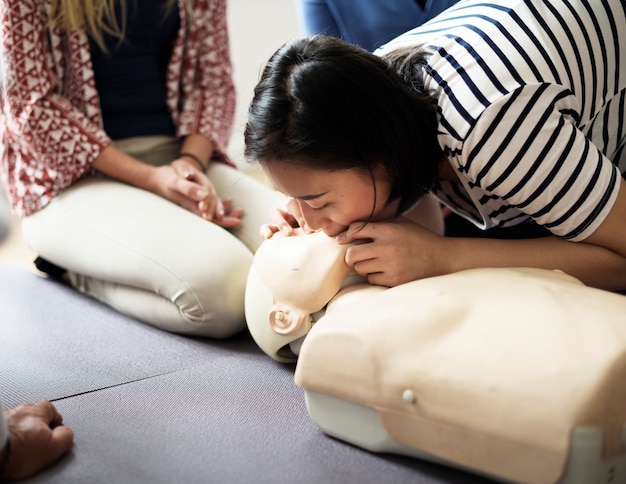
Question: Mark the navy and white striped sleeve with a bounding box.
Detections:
[461,82,620,240]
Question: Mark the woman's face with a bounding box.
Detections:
[263,160,398,237]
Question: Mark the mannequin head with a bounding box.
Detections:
[245,230,367,362]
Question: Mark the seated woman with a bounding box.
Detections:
[0,0,284,337]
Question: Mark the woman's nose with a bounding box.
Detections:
[300,204,329,231]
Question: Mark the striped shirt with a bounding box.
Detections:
[377,0,626,241]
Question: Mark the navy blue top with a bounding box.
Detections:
[89,0,179,140]
[297,0,460,52]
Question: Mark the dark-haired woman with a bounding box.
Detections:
[245,0,626,291]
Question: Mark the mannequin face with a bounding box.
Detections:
[263,161,398,237]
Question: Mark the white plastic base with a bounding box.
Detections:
[304,390,626,484]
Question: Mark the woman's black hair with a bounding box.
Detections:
[244,35,442,214]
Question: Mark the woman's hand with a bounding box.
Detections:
[92,145,243,228]
[336,217,448,287]
[259,197,314,239]
[0,401,74,481]
[336,179,626,291]
[152,159,243,228]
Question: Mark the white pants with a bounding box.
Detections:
[22,136,285,337]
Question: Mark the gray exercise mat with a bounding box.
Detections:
[0,263,492,483]
[23,350,491,483]
[0,263,246,406]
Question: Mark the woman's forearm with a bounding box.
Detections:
[445,235,626,291]
[178,134,215,170]
[91,145,157,190]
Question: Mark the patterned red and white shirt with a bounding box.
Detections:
[0,0,236,217]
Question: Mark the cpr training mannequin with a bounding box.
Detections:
[245,228,382,361]
[244,212,626,483]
